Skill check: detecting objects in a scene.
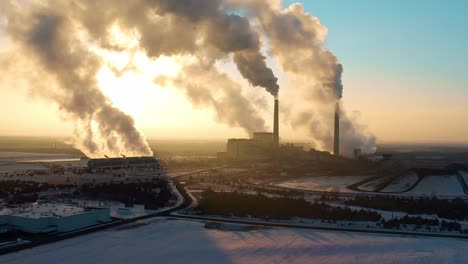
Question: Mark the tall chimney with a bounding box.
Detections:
[334,101,340,156]
[273,98,279,146]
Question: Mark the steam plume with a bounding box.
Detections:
[232,0,375,154]
[1,0,375,156]
[1,2,152,157]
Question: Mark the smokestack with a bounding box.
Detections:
[273,98,279,146]
[334,101,340,156]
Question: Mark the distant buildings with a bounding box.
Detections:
[217,132,333,164]
[217,97,336,165]
[87,156,161,171]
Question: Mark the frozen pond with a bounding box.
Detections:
[276,176,370,192]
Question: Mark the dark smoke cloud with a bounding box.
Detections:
[234,50,279,97]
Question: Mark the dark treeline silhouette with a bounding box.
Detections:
[196,190,381,221]
[0,181,51,198]
[345,196,468,220]
[0,181,66,204]
[77,180,174,209]
[380,216,463,232]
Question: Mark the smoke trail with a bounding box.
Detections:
[150,0,280,97]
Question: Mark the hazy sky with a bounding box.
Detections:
[1,0,467,144]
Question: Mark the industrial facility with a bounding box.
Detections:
[88,156,161,171]
[0,203,110,234]
[217,98,335,164]
[334,101,340,156]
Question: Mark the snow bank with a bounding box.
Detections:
[407,174,465,196]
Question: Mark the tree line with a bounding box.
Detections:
[196,189,381,221]
[345,196,468,220]
[77,179,174,209]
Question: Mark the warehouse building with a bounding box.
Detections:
[0,203,111,233]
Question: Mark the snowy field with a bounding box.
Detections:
[406,175,465,196]
[381,173,419,193]
[357,176,389,191]
[276,176,370,192]
[1,218,467,264]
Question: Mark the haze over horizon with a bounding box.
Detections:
[1,0,467,154]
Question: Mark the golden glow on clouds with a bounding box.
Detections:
[0,24,467,142]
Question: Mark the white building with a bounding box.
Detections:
[0,203,110,233]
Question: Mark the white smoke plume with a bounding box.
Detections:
[231,0,375,154]
[0,2,152,157]
[0,0,375,156]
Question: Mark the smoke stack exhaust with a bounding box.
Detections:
[274,98,279,146]
[334,101,340,156]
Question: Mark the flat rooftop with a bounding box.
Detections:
[0,203,88,219]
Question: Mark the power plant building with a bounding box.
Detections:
[334,102,340,156]
[225,132,277,161]
[220,98,281,161]
[217,98,333,163]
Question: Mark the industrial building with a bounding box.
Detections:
[88,156,161,171]
[217,98,334,163]
[0,203,111,233]
[334,101,340,156]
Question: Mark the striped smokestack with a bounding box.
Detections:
[334,101,340,156]
[273,98,279,146]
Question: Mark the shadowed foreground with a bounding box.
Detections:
[1,218,467,264]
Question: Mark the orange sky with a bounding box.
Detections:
[1,19,467,145]
[1,64,467,144]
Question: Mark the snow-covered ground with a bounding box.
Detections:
[357,176,389,191]
[381,173,419,193]
[1,218,467,264]
[276,176,370,192]
[459,170,468,185]
[407,175,464,196]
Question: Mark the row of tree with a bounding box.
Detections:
[345,196,468,220]
[196,190,381,221]
[381,216,463,232]
[77,179,174,209]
